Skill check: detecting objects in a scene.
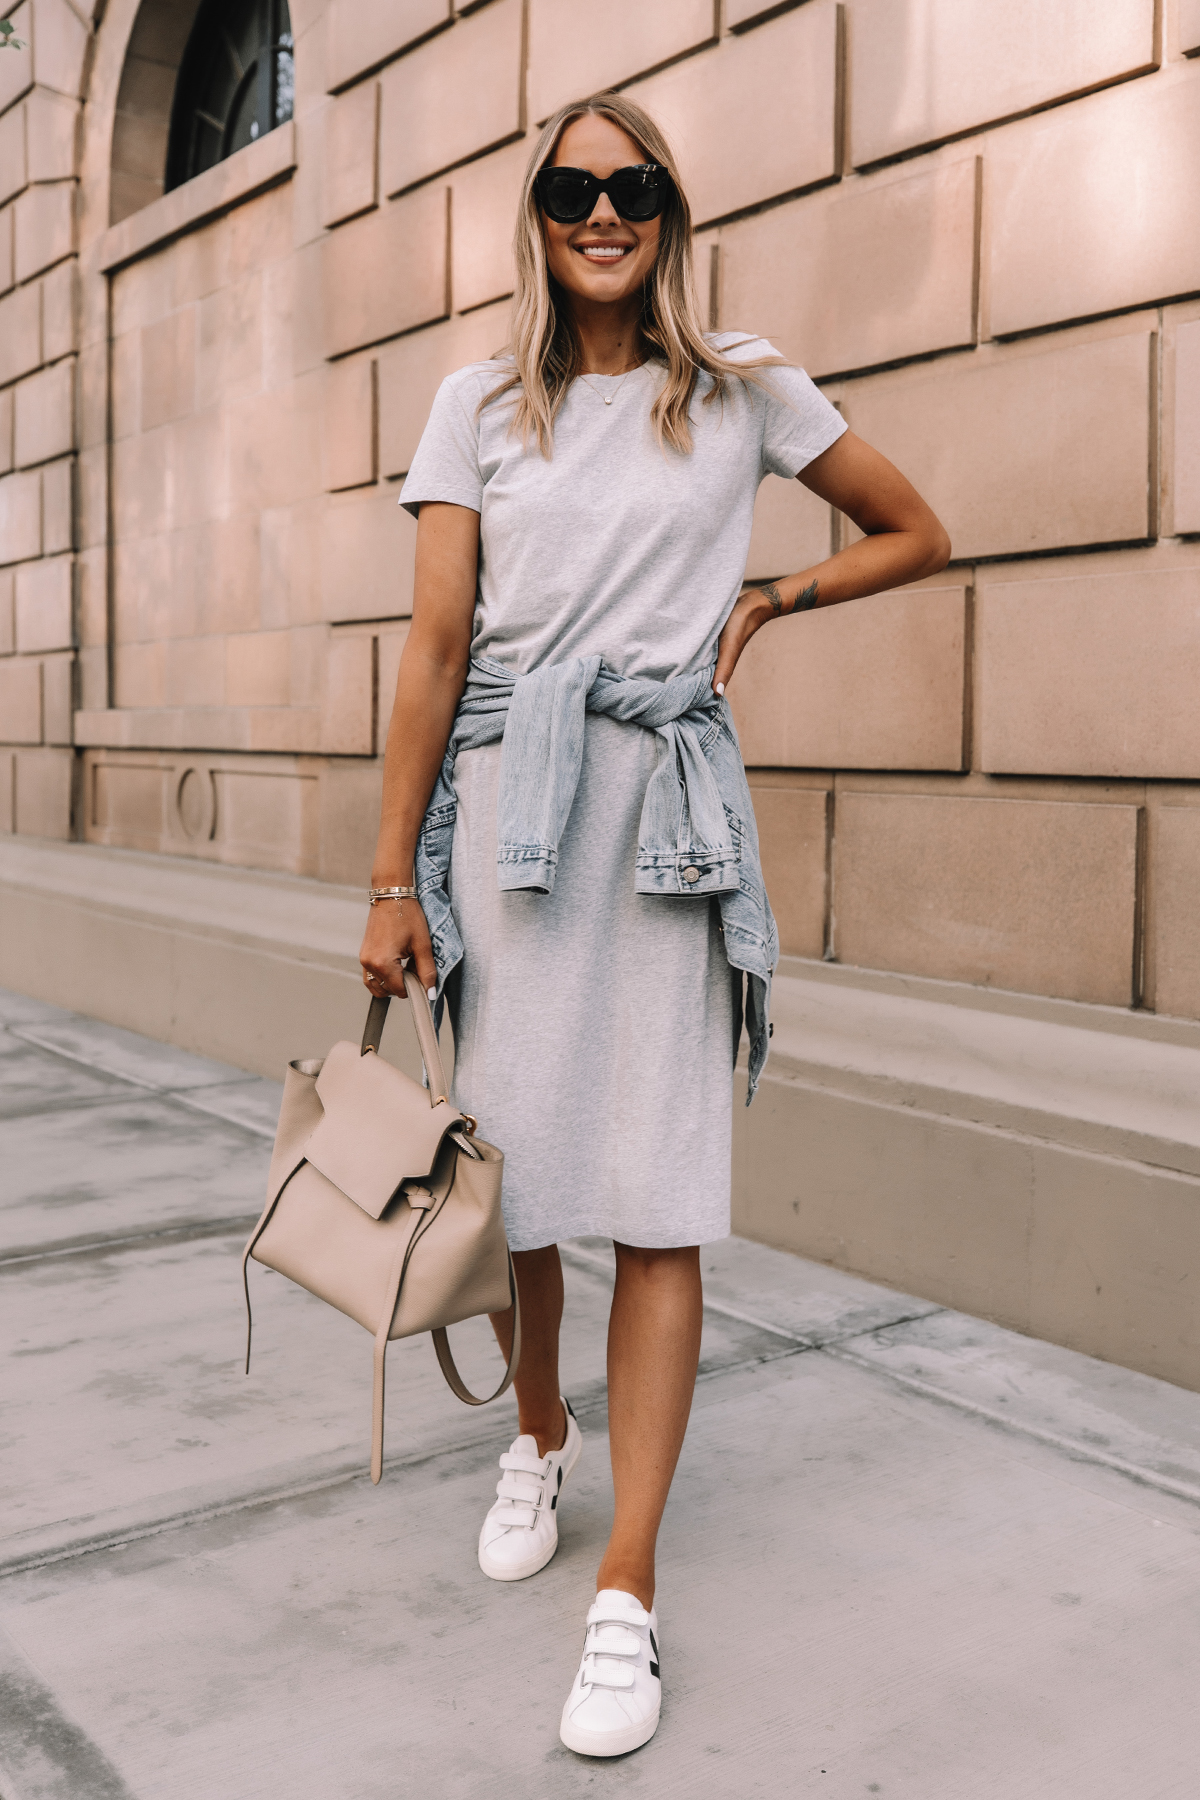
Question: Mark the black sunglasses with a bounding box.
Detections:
[535,163,672,225]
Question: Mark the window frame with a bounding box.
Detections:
[165,0,294,194]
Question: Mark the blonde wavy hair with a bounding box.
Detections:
[487,92,782,456]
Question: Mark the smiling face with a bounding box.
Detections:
[540,113,663,312]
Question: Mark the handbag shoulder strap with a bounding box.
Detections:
[361,970,450,1104]
[430,1254,521,1406]
[369,1193,521,1482]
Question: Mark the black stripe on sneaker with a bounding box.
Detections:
[649,1629,660,1679]
[551,1466,564,1509]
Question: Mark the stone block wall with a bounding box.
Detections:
[0,0,84,837]
[1,0,1199,1025]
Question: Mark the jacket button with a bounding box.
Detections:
[682,866,700,884]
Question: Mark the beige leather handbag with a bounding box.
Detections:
[241,970,519,1482]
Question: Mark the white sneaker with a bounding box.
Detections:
[559,1588,662,1757]
[477,1397,582,1582]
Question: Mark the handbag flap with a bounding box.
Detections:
[305,1040,465,1220]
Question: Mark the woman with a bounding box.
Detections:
[359,93,949,1758]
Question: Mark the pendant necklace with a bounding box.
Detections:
[579,363,641,406]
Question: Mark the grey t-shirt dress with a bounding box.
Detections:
[401,335,846,1251]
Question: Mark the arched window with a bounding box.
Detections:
[166,0,294,191]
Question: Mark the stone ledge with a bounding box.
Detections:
[0,836,370,1076]
[766,957,1200,1177]
[775,952,1200,1048]
[0,835,362,964]
[97,123,297,276]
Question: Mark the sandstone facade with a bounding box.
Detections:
[4,7,1200,1385]
[2,0,1197,1027]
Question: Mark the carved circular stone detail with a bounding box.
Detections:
[175,767,217,842]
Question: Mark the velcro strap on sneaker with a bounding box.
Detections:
[586,1597,650,1630]
[498,1452,547,1476]
[586,1623,642,1658]
[582,1655,636,1691]
[496,1473,542,1503]
[492,1502,538,1527]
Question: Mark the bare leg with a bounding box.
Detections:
[490,1244,567,1455]
[595,1243,703,1611]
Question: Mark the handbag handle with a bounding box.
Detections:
[360,969,450,1105]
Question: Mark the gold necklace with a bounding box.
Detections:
[579,363,641,406]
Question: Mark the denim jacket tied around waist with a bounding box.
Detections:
[416,654,779,1101]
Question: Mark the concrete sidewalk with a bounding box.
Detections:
[2,985,1199,1799]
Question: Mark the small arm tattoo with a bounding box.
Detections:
[761,578,818,617]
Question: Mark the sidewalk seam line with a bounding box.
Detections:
[0,1215,259,1269]
[560,1242,942,1349]
[0,1091,157,1123]
[171,1092,278,1138]
[822,1343,1200,1508]
[8,1024,259,1095]
[0,1386,621,1579]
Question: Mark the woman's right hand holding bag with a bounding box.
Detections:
[359,891,439,1002]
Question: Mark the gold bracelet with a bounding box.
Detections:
[369,886,417,904]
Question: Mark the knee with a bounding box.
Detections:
[612,1243,700,1282]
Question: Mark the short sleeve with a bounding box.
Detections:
[758,362,847,481]
[398,371,485,518]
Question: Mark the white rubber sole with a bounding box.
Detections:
[559,1701,661,1758]
[477,1424,582,1583]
